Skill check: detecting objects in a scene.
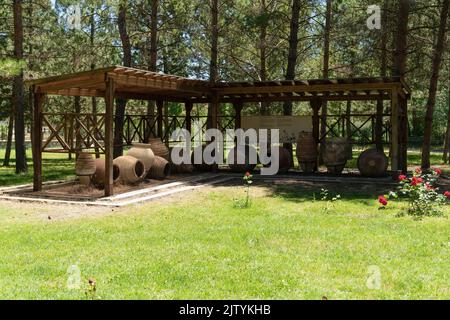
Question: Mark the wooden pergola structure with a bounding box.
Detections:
[27,66,411,196]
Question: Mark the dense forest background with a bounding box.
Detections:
[0,0,449,172]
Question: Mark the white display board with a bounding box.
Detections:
[241,116,312,143]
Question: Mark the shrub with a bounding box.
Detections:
[379,168,448,218]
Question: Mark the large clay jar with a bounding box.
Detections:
[296,132,318,173]
[357,148,388,177]
[127,143,155,174]
[75,152,96,185]
[148,138,169,160]
[323,137,348,174]
[263,146,292,173]
[275,146,292,173]
[92,158,120,185]
[168,146,194,174]
[113,156,145,184]
[227,145,258,173]
[75,152,96,176]
[148,156,171,179]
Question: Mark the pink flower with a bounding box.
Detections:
[425,183,434,190]
[444,191,450,197]
[433,168,442,175]
[378,195,388,206]
[415,168,422,174]
[245,172,251,177]
[398,174,407,181]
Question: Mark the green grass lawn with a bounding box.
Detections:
[0,148,449,299]
[0,149,75,186]
[0,183,448,299]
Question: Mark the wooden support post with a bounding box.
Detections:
[185,101,193,133]
[104,77,115,197]
[311,98,321,144]
[164,101,169,146]
[233,101,243,129]
[391,89,399,172]
[32,89,44,192]
[210,93,219,171]
[156,99,163,138]
[399,95,408,173]
[310,98,322,172]
[210,93,219,130]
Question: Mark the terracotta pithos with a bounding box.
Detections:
[148,156,171,179]
[263,146,292,173]
[274,146,292,173]
[127,143,155,173]
[357,148,388,177]
[92,158,120,185]
[113,156,145,184]
[296,132,318,173]
[75,152,96,176]
[323,137,348,174]
[148,138,169,160]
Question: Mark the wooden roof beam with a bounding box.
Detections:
[217,82,401,95]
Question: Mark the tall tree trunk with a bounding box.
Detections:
[393,0,409,77]
[319,0,332,164]
[27,1,33,160]
[90,8,100,158]
[283,0,301,162]
[207,0,219,129]
[443,84,450,163]
[114,2,132,158]
[421,0,449,169]
[375,0,388,151]
[149,0,158,72]
[3,112,14,166]
[146,0,158,139]
[13,0,27,173]
[259,0,268,115]
[393,0,410,172]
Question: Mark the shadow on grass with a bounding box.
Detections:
[212,176,392,203]
[266,182,392,203]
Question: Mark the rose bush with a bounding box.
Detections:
[378,168,448,218]
[234,172,253,208]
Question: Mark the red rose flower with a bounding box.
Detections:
[425,183,434,190]
[411,177,423,186]
[245,171,251,177]
[415,168,422,174]
[444,191,450,197]
[398,174,407,181]
[378,195,388,206]
[433,168,442,175]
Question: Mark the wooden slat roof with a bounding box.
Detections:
[26,66,411,103]
[26,66,211,101]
